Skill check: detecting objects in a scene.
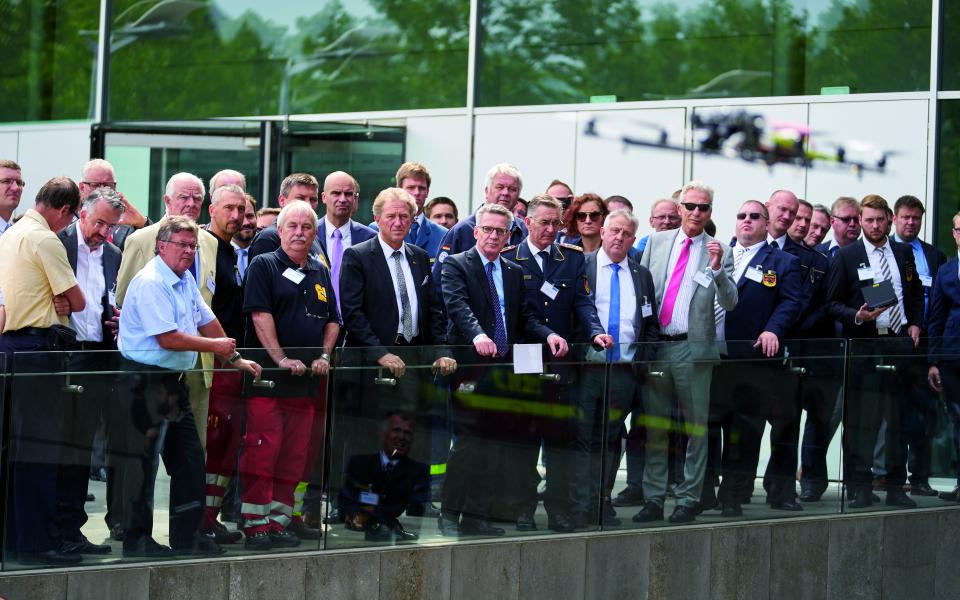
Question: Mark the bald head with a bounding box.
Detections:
[765,189,799,238]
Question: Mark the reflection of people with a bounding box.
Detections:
[340,413,429,542]
[239,200,340,550]
[438,203,566,537]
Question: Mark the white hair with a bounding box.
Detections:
[277,200,318,229]
[680,180,714,204]
[210,184,245,206]
[81,158,115,180]
[484,163,523,193]
[164,172,206,201]
[475,202,514,228]
[604,208,639,233]
[210,169,246,192]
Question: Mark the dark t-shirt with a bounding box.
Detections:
[207,228,244,342]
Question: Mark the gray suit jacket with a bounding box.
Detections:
[58,223,122,344]
[640,229,737,361]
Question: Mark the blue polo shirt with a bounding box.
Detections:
[119,255,216,371]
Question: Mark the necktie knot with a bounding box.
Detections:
[769,239,779,249]
[333,229,342,239]
[610,263,621,273]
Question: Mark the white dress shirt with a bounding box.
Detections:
[863,237,905,331]
[527,238,550,272]
[0,216,12,236]
[70,228,106,342]
[595,248,638,361]
[662,232,705,336]
[379,236,419,338]
[766,233,788,250]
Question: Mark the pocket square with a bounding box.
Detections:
[421,275,429,286]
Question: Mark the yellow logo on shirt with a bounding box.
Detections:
[316,284,327,302]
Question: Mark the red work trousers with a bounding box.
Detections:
[203,370,244,527]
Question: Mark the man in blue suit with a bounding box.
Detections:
[433,163,528,277]
[927,210,960,502]
[710,200,802,516]
[814,196,861,261]
[368,163,448,260]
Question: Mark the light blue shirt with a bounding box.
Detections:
[635,234,649,254]
[477,251,506,329]
[119,255,216,371]
[894,233,931,314]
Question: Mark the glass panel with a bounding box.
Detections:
[935,101,960,257]
[842,337,947,512]
[941,0,960,91]
[107,0,469,121]
[927,334,960,502]
[477,0,931,107]
[324,343,608,549]
[0,1,99,122]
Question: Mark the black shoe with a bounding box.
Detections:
[392,521,419,541]
[110,525,126,542]
[721,502,743,517]
[601,499,621,526]
[799,489,822,502]
[847,488,873,509]
[770,498,803,511]
[122,536,175,558]
[886,489,917,508]
[406,503,441,518]
[699,494,719,512]
[612,487,646,507]
[631,502,664,523]
[516,511,537,531]
[269,529,302,547]
[939,486,960,502]
[244,531,272,551]
[547,513,574,533]
[201,521,243,544]
[323,507,344,524]
[85,493,95,502]
[20,549,83,565]
[460,517,505,536]
[910,481,938,497]
[668,505,697,524]
[288,519,322,540]
[177,535,225,556]
[61,535,112,555]
[437,515,462,537]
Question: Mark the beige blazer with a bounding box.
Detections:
[116,220,219,387]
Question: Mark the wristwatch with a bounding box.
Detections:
[319,353,331,362]
[227,351,242,364]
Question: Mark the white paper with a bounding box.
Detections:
[513,343,544,374]
[540,281,559,300]
[858,267,875,282]
[745,268,763,283]
[283,268,306,285]
[920,275,932,287]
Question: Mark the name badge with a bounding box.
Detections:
[360,491,380,505]
[641,302,653,318]
[206,275,216,294]
[920,275,933,287]
[540,281,559,300]
[857,266,875,282]
[745,267,763,283]
[283,268,306,285]
[693,271,712,288]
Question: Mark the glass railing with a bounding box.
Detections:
[0,338,957,568]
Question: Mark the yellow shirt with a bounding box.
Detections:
[0,209,78,332]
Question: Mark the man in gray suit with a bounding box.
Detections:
[56,187,125,555]
[634,181,737,523]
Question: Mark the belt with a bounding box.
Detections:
[659,334,688,342]
[393,334,421,346]
[6,326,50,337]
[875,327,902,337]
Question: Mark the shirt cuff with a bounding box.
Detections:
[472,333,490,344]
[710,266,722,277]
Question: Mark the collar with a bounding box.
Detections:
[415,213,425,227]
[231,240,248,253]
[829,237,842,250]
[863,236,892,254]
[893,233,920,248]
[22,209,50,231]
[325,216,350,237]
[766,232,788,248]
[273,247,319,271]
[736,239,766,253]
[380,450,399,468]
[476,248,499,269]
[678,230,705,245]
[77,226,104,258]
[150,254,190,288]
[526,237,550,258]
[378,235,406,259]
[0,215,11,230]
[597,247,629,270]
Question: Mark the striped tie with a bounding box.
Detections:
[875,247,903,333]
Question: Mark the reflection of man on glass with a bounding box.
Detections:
[438,203,566,537]
[340,413,429,542]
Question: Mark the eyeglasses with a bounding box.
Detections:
[92,219,119,233]
[532,218,564,228]
[953,227,960,234]
[736,212,765,220]
[832,215,858,224]
[0,178,25,187]
[160,239,198,251]
[82,180,116,190]
[175,194,204,204]
[575,211,604,222]
[478,225,509,237]
[681,202,712,213]
[651,215,679,222]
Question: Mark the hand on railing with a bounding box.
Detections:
[929,365,943,393]
[546,334,568,357]
[753,331,780,357]
[432,356,457,376]
[378,353,406,378]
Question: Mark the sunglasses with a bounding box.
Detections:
[575,211,604,222]
[736,212,765,220]
[681,202,712,213]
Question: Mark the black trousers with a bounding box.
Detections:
[114,361,204,550]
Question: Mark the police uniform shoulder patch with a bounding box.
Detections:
[437,245,451,264]
[559,243,583,252]
[500,244,518,254]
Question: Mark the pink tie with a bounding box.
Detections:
[659,237,692,328]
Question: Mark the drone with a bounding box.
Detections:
[584,111,893,177]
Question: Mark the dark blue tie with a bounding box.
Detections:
[486,261,508,356]
[407,219,420,244]
[608,263,621,362]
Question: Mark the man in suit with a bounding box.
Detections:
[115,172,219,447]
[815,196,861,261]
[505,194,612,532]
[438,203,568,537]
[368,163,448,259]
[890,194,948,497]
[633,181,737,524]
[825,194,923,509]
[710,201,803,516]
[54,188,124,557]
[805,205,832,249]
[248,173,323,262]
[575,208,659,527]
[927,210,960,502]
[787,199,813,244]
[433,163,528,275]
[634,198,681,255]
[337,187,456,510]
[339,413,430,542]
